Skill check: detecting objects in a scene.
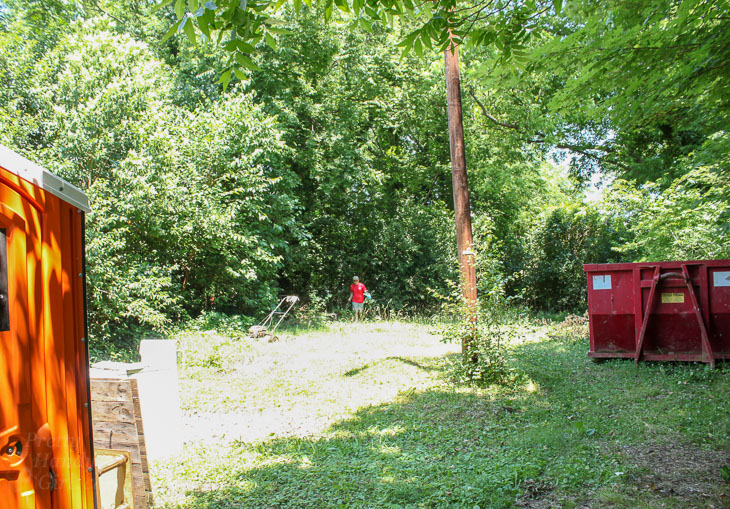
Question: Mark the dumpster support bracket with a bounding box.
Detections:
[634,264,715,367]
[635,266,660,365]
[682,264,715,368]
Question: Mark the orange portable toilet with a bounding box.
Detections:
[0,145,95,508]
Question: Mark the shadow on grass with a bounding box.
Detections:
[180,388,538,508]
[386,356,439,372]
[343,356,439,377]
[172,338,730,509]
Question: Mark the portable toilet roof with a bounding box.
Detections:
[0,144,95,508]
[0,145,90,212]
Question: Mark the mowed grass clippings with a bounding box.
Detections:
[174,321,458,443]
[152,320,730,508]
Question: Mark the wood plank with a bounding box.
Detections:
[132,465,147,509]
[92,400,135,423]
[93,421,138,438]
[130,378,153,504]
[132,474,145,494]
[90,379,135,402]
[94,434,144,458]
[91,378,152,509]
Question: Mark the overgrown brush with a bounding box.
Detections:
[546,312,590,343]
[436,288,522,386]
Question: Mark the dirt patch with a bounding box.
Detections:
[515,479,575,509]
[515,442,730,508]
[617,442,730,503]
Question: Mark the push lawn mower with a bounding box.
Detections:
[248,295,299,342]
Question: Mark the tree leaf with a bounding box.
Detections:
[218,68,232,90]
[495,35,504,51]
[364,6,379,20]
[554,0,562,16]
[359,17,372,32]
[237,41,256,52]
[414,37,423,57]
[198,12,212,37]
[183,17,197,44]
[236,52,260,70]
[334,0,350,13]
[266,26,292,35]
[421,33,432,50]
[396,30,418,48]
[151,0,175,14]
[188,0,199,13]
[264,32,277,49]
[162,18,184,41]
[174,0,186,19]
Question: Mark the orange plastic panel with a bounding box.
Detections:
[0,165,94,509]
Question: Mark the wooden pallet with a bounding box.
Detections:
[91,378,152,509]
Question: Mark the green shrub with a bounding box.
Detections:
[521,203,627,313]
[436,243,521,386]
[4,23,301,355]
[440,301,518,386]
[545,313,590,343]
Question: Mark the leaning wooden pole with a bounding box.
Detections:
[444,38,477,354]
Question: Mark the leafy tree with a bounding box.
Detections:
[0,16,302,357]
[153,0,560,86]
[509,0,730,184]
[604,144,730,262]
[521,202,628,312]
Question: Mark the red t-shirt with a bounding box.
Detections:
[350,282,367,303]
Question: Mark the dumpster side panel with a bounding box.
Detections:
[643,284,702,355]
[709,267,730,354]
[586,267,635,354]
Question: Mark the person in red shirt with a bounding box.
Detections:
[349,276,368,322]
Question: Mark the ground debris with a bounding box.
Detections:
[622,442,730,499]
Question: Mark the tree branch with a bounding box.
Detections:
[468,87,520,129]
[552,142,629,171]
[468,87,629,170]
[84,0,125,24]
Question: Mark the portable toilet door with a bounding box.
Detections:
[0,145,94,509]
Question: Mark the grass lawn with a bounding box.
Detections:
[152,317,730,508]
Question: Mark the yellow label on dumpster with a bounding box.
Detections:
[661,293,685,304]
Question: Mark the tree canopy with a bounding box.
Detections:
[153,0,560,86]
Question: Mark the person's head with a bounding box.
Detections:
[353,276,359,283]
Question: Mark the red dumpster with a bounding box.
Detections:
[584,260,730,367]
